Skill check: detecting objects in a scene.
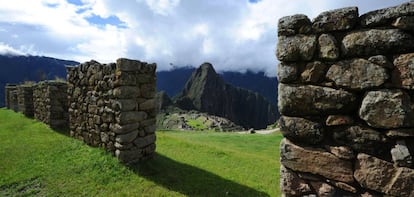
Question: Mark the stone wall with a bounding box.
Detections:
[67,58,157,164]
[17,84,34,117]
[5,84,18,112]
[33,81,68,129]
[277,2,414,196]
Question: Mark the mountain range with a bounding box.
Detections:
[0,55,279,123]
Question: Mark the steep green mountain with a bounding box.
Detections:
[0,55,78,106]
[174,63,277,129]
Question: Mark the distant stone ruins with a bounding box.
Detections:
[4,58,157,164]
[67,59,157,163]
[277,2,414,196]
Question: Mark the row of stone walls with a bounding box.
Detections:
[277,2,414,196]
[67,58,157,164]
[5,84,18,112]
[33,81,69,129]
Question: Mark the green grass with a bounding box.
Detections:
[0,108,282,196]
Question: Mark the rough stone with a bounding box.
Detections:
[359,89,414,129]
[368,55,394,69]
[115,149,142,163]
[392,16,414,30]
[115,130,139,144]
[318,34,339,60]
[279,116,324,144]
[326,180,358,194]
[326,146,355,160]
[312,7,358,32]
[133,134,156,148]
[342,29,414,57]
[278,14,312,36]
[360,2,414,27]
[386,129,414,138]
[111,99,136,111]
[111,123,140,134]
[391,140,413,168]
[333,125,388,156]
[277,35,317,62]
[309,182,336,197]
[392,53,414,89]
[139,98,156,110]
[277,62,299,83]
[354,153,414,196]
[278,84,356,116]
[280,165,312,196]
[326,58,388,90]
[113,86,140,99]
[325,115,354,126]
[116,58,142,71]
[117,111,148,125]
[280,138,354,183]
[300,61,327,83]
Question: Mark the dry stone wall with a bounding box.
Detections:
[33,81,68,129]
[17,84,34,117]
[67,58,157,164]
[5,84,18,112]
[277,2,414,196]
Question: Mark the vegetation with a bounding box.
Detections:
[0,108,282,196]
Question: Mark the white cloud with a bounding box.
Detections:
[0,0,408,76]
[0,43,27,56]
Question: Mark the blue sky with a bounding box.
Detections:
[0,0,408,75]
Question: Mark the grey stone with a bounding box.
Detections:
[326,146,355,160]
[391,140,412,168]
[115,149,143,163]
[117,111,147,125]
[139,99,156,110]
[359,89,414,129]
[342,29,414,57]
[111,123,140,134]
[326,58,388,90]
[277,62,299,83]
[278,14,312,36]
[144,125,156,134]
[392,53,414,89]
[354,153,414,196]
[116,58,142,71]
[113,86,140,99]
[279,116,324,144]
[386,129,414,138]
[115,130,139,144]
[325,115,354,126]
[277,35,317,62]
[133,134,156,148]
[312,7,358,32]
[280,138,354,183]
[360,2,414,27]
[318,34,339,60]
[300,61,327,83]
[309,182,335,197]
[111,99,136,112]
[280,165,312,196]
[392,16,414,30]
[278,84,357,116]
[368,55,394,69]
[333,125,387,156]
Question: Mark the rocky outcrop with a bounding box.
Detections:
[175,63,276,129]
[277,3,414,196]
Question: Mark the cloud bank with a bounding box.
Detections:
[0,0,407,76]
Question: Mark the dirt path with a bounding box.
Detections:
[236,128,280,135]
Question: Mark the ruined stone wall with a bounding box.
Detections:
[67,58,157,164]
[5,84,18,112]
[17,84,34,117]
[33,81,68,129]
[277,3,414,196]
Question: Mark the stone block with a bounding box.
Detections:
[312,7,358,32]
[277,35,317,62]
[278,14,312,36]
[279,116,324,144]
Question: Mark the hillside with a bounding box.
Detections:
[0,55,79,106]
[175,63,277,129]
[0,109,282,196]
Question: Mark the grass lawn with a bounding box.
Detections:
[0,108,282,196]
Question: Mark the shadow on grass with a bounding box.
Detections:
[129,153,269,197]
